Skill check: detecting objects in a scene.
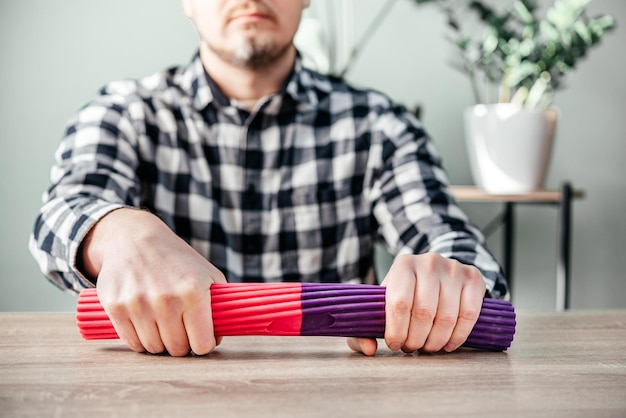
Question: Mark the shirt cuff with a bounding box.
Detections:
[67,202,127,287]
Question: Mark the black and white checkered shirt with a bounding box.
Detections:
[29,54,508,298]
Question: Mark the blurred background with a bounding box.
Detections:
[1,0,624,312]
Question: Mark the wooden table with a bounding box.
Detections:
[449,184,585,311]
[1,311,625,417]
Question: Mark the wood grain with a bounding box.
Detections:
[1,311,625,417]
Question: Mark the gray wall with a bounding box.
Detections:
[1,0,624,312]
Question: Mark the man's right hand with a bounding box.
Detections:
[80,208,226,356]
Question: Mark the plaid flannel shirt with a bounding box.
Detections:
[29,54,508,298]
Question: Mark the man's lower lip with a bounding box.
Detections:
[232,14,270,23]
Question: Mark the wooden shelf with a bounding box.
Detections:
[447,183,584,311]
[449,185,585,203]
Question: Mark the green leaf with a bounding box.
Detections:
[513,1,534,25]
[547,7,565,29]
[518,39,536,57]
[573,21,592,45]
[560,30,573,48]
[589,15,618,38]
[540,21,560,42]
[505,61,541,87]
[410,0,617,108]
[525,71,552,108]
[457,38,471,51]
[555,61,571,75]
[483,30,499,54]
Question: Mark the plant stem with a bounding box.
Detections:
[338,0,399,78]
[467,64,483,104]
[499,69,510,103]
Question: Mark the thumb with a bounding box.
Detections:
[346,337,378,356]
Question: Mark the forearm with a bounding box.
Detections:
[29,95,142,293]
[370,111,507,298]
[378,194,507,298]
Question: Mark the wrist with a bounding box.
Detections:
[78,208,158,280]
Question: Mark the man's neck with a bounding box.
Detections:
[199,43,296,111]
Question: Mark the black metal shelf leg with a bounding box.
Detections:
[556,182,573,311]
[503,202,515,297]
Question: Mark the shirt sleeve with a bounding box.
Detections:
[29,86,142,294]
[368,103,509,299]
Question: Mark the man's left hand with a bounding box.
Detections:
[347,253,486,356]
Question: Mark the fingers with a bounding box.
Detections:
[420,281,459,353]
[101,283,219,357]
[382,253,487,354]
[443,269,485,352]
[183,268,227,355]
[401,266,439,353]
[383,257,432,352]
[154,295,191,356]
[109,316,145,354]
[182,290,217,356]
[105,294,185,355]
[382,254,440,352]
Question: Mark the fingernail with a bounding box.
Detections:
[389,342,401,351]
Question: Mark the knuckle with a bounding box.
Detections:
[394,254,413,268]
[153,292,179,312]
[434,314,457,329]
[180,283,204,305]
[464,266,487,289]
[105,300,126,317]
[388,299,411,317]
[170,277,205,304]
[410,306,435,323]
[421,252,442,272]
[209,267,227,283]
[125,293,149,314]
[459,306,481,322]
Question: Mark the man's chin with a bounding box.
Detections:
[231,38,280,68]
[208,34,290,70]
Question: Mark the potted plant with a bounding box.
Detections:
[412,0,616,193]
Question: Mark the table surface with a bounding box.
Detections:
[1,310,625,418]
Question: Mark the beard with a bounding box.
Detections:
[209,31,292,70]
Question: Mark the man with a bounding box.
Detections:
[29,0,508,357]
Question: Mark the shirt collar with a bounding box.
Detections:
[177,52,319,112]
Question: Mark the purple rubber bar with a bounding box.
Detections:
[299,283,515,351]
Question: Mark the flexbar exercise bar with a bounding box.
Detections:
[77,283,516,351]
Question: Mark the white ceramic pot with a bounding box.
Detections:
[464,103,558,194]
